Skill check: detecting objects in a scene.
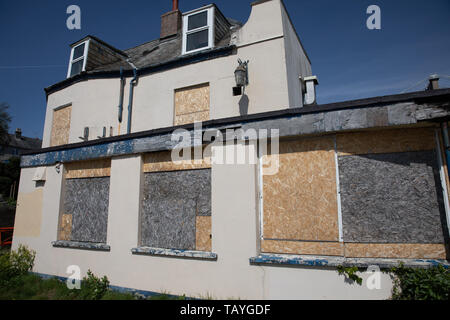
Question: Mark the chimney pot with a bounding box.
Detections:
[15,128,22,139]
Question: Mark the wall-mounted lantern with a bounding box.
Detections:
[233,58,249,96]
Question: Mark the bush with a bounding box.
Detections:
[79,270,110,300]
[390,263,450,300]
[0,245,35,288]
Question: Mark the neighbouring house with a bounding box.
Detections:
[0,129,41,230]
[12,0,450,299]
[0,129,41,163]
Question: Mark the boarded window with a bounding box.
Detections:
[260,128,448,260]
[174,83,210,126]
[140,151,212,251]
[261,136,341,256]
[336,128,448,259]
[50,105,71,147]
[59,159,111,243]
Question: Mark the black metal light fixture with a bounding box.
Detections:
[233,58,249,96]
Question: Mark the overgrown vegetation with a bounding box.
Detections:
[0,245,185,300]
[389,263,450,300]
[0,245,36,289]
[337,265,363,285]
[0,157,20,200]
[0,102,11,144]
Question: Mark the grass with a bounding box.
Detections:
[0,273,189,300]
[0,245,189,300]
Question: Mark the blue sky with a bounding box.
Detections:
[0,0,449,139]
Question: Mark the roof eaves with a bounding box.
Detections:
[29,88,450,156]
[45,45,236,95]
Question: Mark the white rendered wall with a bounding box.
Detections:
[42,0,313,148]
[12,144,393,299]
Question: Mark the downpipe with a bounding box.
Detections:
[127,68,138,134]
[117,67,125,124]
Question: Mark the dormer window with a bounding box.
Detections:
[67,40,89,78]
[182,6,215,55]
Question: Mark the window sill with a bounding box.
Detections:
[52,240,110,252]
[131,247,217,261]
[249,254,450,269]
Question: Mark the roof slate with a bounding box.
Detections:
[85,16,241,74]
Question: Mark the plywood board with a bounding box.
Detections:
[143,150,211,173]
[175,83,210,115]
[174,111,210,126]
[50,105,71,147]
[59,214,72,241]
[337,127,435,156]
[196,216,212,252]
[339,151,446,243]
[344,243,447,259]
[65,159,111,179]
[263,137,339,241]
[64,177,110,243]
[261,240,344,256]
[140,169,211,250]
[174,83,210,125]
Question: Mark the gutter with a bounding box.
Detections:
[44,45,236,97]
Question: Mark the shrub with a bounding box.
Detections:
[389,263,450,300]
[79,270,110,300]
[0,245,35,288]
[337,265,363,285]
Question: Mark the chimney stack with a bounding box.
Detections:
[427,74,440,90]
[160,0,182,39]
[15,128,22,139]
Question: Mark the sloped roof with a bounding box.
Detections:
[45,12,241,95]
[2,133,42,151]
[83,17,241,74]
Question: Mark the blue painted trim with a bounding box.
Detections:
[249,254,450,269]
[21,138,138,167]
[30,272,192,299]
[131,247,218,260]
[52,240,111,252]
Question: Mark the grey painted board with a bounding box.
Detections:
[64,177,110,243]
[140,169,211,250]
[339,151,447,243]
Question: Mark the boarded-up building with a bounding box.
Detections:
[13,0,450,300]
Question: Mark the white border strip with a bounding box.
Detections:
[435,129,450,238]
[258,146,264,240]
[334,136,344,242]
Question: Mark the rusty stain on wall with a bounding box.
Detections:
[263,137,339,242]
[344,243,447,259]
[50,105,71,147]
[196,216,212,252]
[65,159,111,179]
[337,127,435,156]
[174,83,210,126]
[262,240,344,256]
[13,189,44,237]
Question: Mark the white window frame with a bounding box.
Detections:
[182,6,215,55]
[67,40,90,78]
